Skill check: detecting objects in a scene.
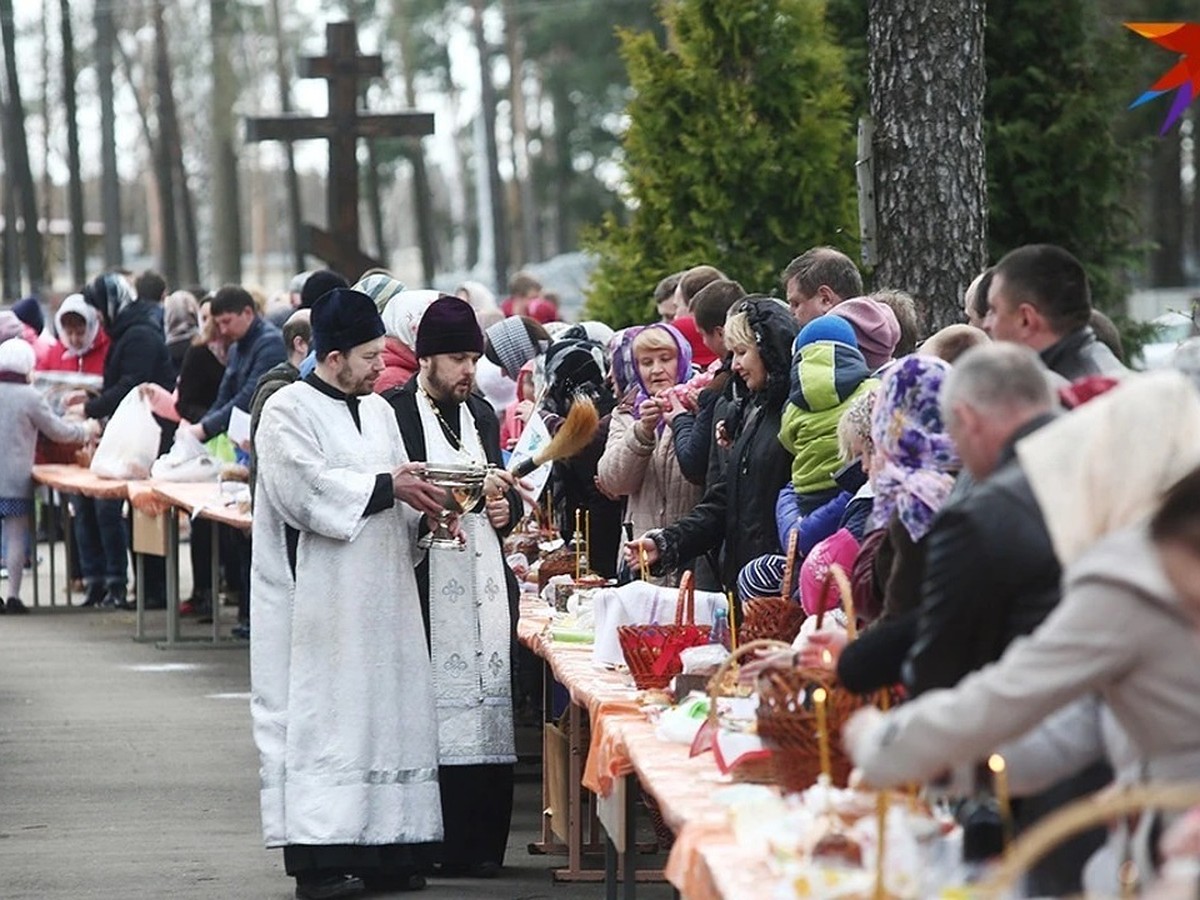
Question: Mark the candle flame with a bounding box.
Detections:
[812,687,828,704]
[988,753,1006,774]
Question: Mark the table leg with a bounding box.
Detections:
[211,522,221,643]
[623,773,637,900]
[605,831,618,900]
[46,493,57,607]
[568,700,584,872]
[165,512,181,645]
[135,553,146,641]
[62,493,74,606]
[30,495,40,608]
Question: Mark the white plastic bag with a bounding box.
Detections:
[151,427,220,482]
[90,390,162,480]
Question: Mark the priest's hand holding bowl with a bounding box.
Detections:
[391,462,446,518]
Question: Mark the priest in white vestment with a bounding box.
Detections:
[384,295,523,879]
[251,287,452,900]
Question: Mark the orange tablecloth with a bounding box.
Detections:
[151,481,252,531]
[32,464,134,499]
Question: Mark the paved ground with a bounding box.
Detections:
[0,539,674,900]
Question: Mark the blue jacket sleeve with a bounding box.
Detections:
[200,334,286,438]
[839,495,873,542]
[671,391,717,486]
[777,489,851,556]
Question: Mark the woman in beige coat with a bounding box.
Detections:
[597,324,701,581]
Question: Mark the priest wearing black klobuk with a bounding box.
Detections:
[385,295,523,878]
[251,288,454,900]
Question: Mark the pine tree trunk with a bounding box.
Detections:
[867,0,987,335]
[393,0,437,283]
[472,0,508,291]
[1149,127,1183,286]
[548,67,573,257]
[503,0,538,265]
[1,96,21,297]
[0,0,45,294]
[150,0,179,284]
[95,0,122,267]
[269,0,304,275]
[60,0,86,287]
[210,0,242,284]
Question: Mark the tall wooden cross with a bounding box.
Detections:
[245,21,435,280]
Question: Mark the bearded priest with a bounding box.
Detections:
[252,287,451,900]
[385,295,523,879]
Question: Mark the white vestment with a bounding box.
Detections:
[251,380,442,848]
[417,394,516,766]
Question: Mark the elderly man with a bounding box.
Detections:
[984,243,1126,381]
[385,295,523,879]
[251,288,449,900]
[780,245,863,327]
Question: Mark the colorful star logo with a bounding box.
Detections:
[1127,23,1200,134]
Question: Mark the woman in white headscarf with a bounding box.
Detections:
[375,289,439,393]
[44,294,110,376]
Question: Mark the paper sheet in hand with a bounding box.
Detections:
[228,406,251,446]
[508,413,551,502]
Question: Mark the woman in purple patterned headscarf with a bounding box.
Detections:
[853,354,960,622]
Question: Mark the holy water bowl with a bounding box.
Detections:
[418,462,488,551]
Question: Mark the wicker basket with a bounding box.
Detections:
[755,563,884,793]
[618,571,712,690]
[705,639,792,784]
[977,782,1200,898]
[741,531,806,644]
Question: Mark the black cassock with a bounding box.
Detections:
[385,379,522,870]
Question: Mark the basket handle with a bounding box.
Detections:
[675,570,696,626]
[779,529,799,605]
[829,563,857,640]
[705,638,792,727]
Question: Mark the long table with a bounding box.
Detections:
[517,597,789,900]
[151,481,252,647]
[30,464,150,610]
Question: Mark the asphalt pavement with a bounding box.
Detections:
[0,540,674,900]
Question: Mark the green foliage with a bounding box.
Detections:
[985,0,1148,312]
[583,0,858,327]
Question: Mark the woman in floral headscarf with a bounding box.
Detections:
[854,354,960,622]
[597,323,700,582]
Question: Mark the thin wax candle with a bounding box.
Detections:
[812,686,832,781]
[988,753,1013,854]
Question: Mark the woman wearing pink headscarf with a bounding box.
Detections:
[597,323,700,581]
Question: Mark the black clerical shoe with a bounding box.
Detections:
[434,861,501,879]
[362,870,427,892]
[6,597,29,615]
[294,873,365,900]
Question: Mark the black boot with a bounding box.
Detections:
[80,582,106,608]
[6,597,29,614]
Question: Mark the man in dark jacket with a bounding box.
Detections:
[79,272,176,609]
[910,342,1108,897]
[984,243,1126,382]
[181,286,285,443]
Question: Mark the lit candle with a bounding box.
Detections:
[988,753,1012,854]
[585,510,591,573]
[812,686,832,781]
[726,591,738,651]
[574,509,582,581]
[874,790,889,900]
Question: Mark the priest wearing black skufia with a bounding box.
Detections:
[384,295,523,879]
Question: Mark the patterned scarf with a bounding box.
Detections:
[868,355,960,542]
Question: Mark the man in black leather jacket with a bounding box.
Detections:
[983,243,1126,382]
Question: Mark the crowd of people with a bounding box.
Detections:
[3,241,1200,898]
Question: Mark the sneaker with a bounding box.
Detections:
[179,596,212,617]
[100,586,128,609]
[231,623,251,640]
[6,597,29,614]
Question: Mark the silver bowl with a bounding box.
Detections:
[418,462,488,551]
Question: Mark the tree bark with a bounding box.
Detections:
[472,0,508,292]
[1149,126,1183,286]
[210,0,242,285]
[268,0,304,275]
[393,0,437,284]
[1,95,21,298]
[149,0,179,283]
[0,0,46,294]
[503,0,538,265]
[95,0,122,268]
[867,0,987,335]
[60,0,86,287]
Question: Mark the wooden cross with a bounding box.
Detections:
[244,21,435,280]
